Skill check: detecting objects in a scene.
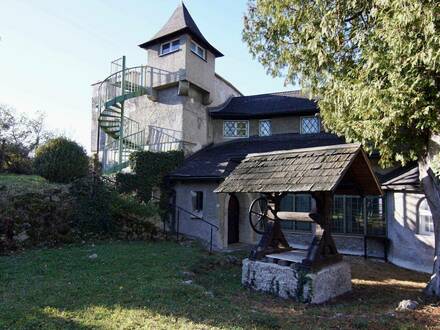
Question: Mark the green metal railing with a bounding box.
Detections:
[96,57,186,173]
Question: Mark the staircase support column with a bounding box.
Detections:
[119,55,126,167]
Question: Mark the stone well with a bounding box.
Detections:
[242,258,352,304]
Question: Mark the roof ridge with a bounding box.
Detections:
[242,90,309,98]
[245,143,360,158]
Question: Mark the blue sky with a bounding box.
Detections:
[0,0,293,152]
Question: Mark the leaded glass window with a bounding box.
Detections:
[280,194,312,232]
[223,121,248,137]
[345,196,364,234]
[301,116,320,134]
[366,197,385,235]
[259,120,272,136]
[332,196,345,233]
[332,195,385,235]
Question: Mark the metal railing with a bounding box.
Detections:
[152,196,219,254]
[97,178,219,253]
[101,125,192,173]
[97,65,184,116]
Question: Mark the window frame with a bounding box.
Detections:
[331,195,386,236]
[190,40,206,60]
[279,193,313,233]
[160,38,181,56]
[223,120,249,138]
[300,116,321,134]
[191,191,204,214]
[419,198,434,236]
[259,119,272,137]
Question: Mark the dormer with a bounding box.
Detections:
[139,3,223,102]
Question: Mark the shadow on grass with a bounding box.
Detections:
[0,241,436,329]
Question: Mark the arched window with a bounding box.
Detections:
[419,198,434,235]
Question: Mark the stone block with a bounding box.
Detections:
[242,258,352,304]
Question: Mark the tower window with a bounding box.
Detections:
[160,39,180,56]
[190,40,206,60]
[301,116,320,134]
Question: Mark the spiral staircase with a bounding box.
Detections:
[97,57,185,173]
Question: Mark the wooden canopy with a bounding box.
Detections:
[215,143,382,196]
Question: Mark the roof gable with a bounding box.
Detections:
[139,3,223,57]
[215,144,382,195]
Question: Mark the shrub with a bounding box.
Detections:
[34,138,89,183]
[116,150,184,222]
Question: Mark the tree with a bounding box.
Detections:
[0,104,54,172]
[243,0,440,295]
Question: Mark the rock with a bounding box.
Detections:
[226,255,239,265]
[14,231,29,242]
[181,271,196,278]
[88,253,98,259]
[205,290,214,298]
[396,300,418,311]
[182,280,193,285]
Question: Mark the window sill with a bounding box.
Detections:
[191,50,207,62]
[222,136,249,139]
[191,212,203,219]
[159,49,181,57]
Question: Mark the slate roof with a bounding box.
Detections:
[380,164,421,191]
[208,91,318,119]
[139,3,223,57]
[169,133,345,180]
[215,144,381,194]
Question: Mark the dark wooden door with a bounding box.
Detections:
[228,195,240,244]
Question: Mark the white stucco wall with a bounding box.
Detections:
[387,191,435,273]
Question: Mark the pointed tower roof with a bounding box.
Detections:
[139,3,223,57]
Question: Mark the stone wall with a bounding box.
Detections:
[242,258,352,304]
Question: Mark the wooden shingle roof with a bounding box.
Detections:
[215,144,382,195]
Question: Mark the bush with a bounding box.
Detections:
[34,138,89,183]
[70,176,160,240]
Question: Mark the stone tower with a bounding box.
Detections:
[139,3,223,105]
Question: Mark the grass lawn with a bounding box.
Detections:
[0,241,439,329]
[0,174,64,197]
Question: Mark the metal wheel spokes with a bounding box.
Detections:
[249,197,270,234]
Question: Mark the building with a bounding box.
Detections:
[91,3,435,273]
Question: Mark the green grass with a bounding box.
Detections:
[0,241,438,329]
[0,174,65,197]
